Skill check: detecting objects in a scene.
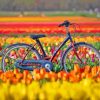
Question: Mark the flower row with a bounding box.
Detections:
[0,65,100,84]
[0,16,99,22]
[0,78,100,100]
[0,36,99,47]
[0,22,100,34]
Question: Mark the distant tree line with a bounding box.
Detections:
[0,0,99,12]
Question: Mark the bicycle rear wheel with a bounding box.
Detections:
[62,42,100,72]
[1,43,41,72]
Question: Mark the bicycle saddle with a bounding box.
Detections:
[30,34,46,40]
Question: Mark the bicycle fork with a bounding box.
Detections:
[68,32,84,64]
[71,42,84,64]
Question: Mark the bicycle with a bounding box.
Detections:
[1,21,100,72]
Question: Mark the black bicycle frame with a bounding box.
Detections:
[35,32,73,62]
[36,39,47,57]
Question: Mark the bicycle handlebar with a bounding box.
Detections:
[58,20,79,34]
[58,20,72,27]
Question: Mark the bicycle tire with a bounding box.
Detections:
[61,42,100,72]
[1,43,41,72]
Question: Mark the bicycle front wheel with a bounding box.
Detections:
[1,43,41,72]
[62,42,100,72]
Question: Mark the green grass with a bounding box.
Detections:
[0,33,100,37]
[0,11,99,18]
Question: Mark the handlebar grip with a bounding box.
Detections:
[58,20,71,27]
[58,23,65,27]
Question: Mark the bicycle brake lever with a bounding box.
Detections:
[58,20,72,27]
[58,23,64,27]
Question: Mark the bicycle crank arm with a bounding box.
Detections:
[15,59,53,71]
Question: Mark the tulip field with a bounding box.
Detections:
[0,16,100,34]
[0,16,100,100]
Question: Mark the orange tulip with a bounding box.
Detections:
[33,69,40,76]
[74,64,80,73]
[58,71,66,79]
[26,78,32,84]
[16,73,23,80]
[14,69,19,75]
[86,73,92,79]
[27,73,33,80]
[40,68,46,76]
[44,72,51,79]
[62,73,69,81]
[21,78,26,84]
[81,72,86,79]
[5,71,14,78]
[23,70,29,79]
[49,71,57,81]
[11,77,19,84]
[84,65,91,73]
[91,67,98,77]
[0,70,3,75]
[34,73,42,80]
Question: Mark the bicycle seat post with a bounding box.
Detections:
[35,39,47,58]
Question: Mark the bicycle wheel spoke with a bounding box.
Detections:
[2,44,41,72]
[63,43,100,72]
